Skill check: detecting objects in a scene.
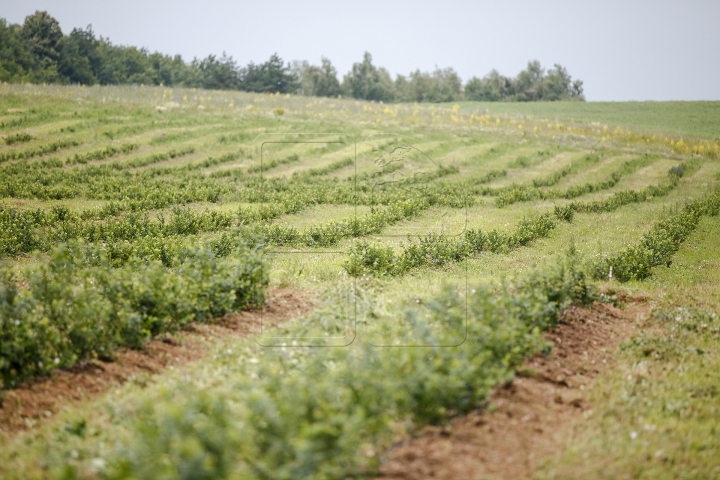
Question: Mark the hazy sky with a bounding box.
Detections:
[3,0,719,101]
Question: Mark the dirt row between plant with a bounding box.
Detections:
[0,289,315,434]
[378,297,652,480]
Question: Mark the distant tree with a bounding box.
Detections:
[149,53,198,87]
[194,52,240,90]
[241,53,298,93]
[465,69,513,101]
[313,57,342,97]
[540,64,584,101]
[406,69,434,102]
[21,11,63,81]
[0,12,588,101]
[430,67,463,102]
[514,60,544,101]
[393,73,410,102]
[0,19,35,82]
[394,67,462,103]
[465,61,584,102]
[58,26,100,85]
[342,52,394,102]
[292,57,342,97]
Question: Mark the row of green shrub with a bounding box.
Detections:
[0,191,428,258]
[507,148,552,168]
[65,143,138,165]
[3,132,33,145]
[494,154,652,207]
[529,153,603,188]
[255,198,431,247]
[567,165,687,214]
[116,146,197,169]
[0,236,268,389]
[2,156,682,260]
[0,139,80,163]
[344,210,564,276]
[592,191,720,281]
[0,204,245,258]
[0,155,688,259]
[247,153,300,173]
[344,166,698,276]
[63,257,595,479]
[467,168,507,185]
[291,157,354,179]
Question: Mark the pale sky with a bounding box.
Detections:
[2,0,719,101]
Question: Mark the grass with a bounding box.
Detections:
[538,217,720,480]
[0,83,719,479]
[447,101,720,141]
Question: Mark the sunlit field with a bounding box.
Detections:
[1,83,720,479]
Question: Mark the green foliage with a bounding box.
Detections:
[0,139,80,163]
[293,57,342,98]
[58,26,101,85]
[592,191,720,282]
[92,259,594,480]
[123,146,195,168]
[0,11,586,103]
[394,67,464,103]
[344,212,560,276]
[20,10,63,81]
[465,60,584,102]
[3,132,33,145]
[496,154,650,207]
[0,19,36,82]
[0,238,268,388]
[291,157,353,179]
[248,153,300,173]
[240,53,298,94]
[341,52,395,102]
[65,143,137,165]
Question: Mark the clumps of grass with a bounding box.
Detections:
[592,191,720,282]
[4,132,33,145]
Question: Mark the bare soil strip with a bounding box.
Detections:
[0,289,314,434]
[378,299,651,480]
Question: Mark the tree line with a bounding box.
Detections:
[0,11,585,102]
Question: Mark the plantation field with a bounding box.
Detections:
[1,83,720,479]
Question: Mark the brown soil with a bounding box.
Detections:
[0,288,314,434]
[378,299,651,480]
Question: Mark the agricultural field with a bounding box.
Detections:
[0,83,719,479]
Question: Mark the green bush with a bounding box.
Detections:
[4,132,33,145]
[0,139,80,163]
[592,191,720,282]
[495,154,652,207]
[344,212,559,276]
[0,237,268,388]
[93,257,594,480]
[65,143,137,165]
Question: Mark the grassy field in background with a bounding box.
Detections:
[0,83,719,479]
[446,101,720,140]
